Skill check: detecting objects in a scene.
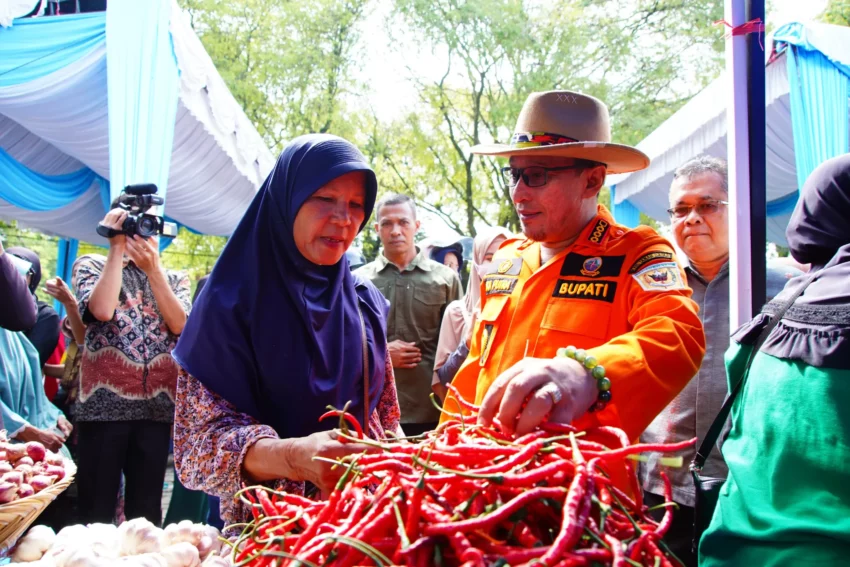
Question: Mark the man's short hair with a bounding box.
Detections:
[672,155,728,192]
[375,193,416,220]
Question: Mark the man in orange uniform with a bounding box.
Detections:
[446,91,705,441]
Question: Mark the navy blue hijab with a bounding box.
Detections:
[173,135,388,438]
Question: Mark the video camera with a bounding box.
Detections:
[96,184,179,240]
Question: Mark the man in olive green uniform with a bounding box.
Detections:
[356,194,462,435]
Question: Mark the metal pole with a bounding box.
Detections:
[747,0,767,316]
[726,0,753,330]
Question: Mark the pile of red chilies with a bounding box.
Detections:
[230,386,694,567]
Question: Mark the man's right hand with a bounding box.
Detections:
[99,208,129,248]
[388,340,421,369]
[15,425,65,453]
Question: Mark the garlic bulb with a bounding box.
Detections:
[10,558,57,566]
[161,543,201,567]
[162,521,197,548]
[200,557,229,567]
[117,553,168,567]
[12,524,56,562]
[195,526,222,560]
[87,523,120,559]
[54,546,111,567]
[118,518,164,556]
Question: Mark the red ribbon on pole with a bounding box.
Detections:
[714,18,765,50]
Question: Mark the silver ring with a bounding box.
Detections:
[538,384,563,405]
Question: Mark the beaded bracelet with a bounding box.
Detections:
[555,345,612,412]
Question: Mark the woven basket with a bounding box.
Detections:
[0,459,77,554]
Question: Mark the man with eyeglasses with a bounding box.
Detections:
[444,91,705,452]
[638,155,798,565]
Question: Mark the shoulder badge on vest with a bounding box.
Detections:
[628,251,674,274]
[487,257,523,277]
[631,262,685,292]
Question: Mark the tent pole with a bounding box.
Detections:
[746,0,767,317]
[726,0,754,330]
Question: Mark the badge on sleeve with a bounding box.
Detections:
[632,262,685,292]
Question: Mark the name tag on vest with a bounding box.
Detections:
[552,279,618,302]
[484,276,518,296]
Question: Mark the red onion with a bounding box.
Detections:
[15,456,34,467]
[45,465,66,481]
[4,443,27,461]
[17,483,34,498]
[15,464,33,481]
[29,475,54,492]
[2,470,24,486]
[25,442,46,463]
[0,481,18,503]
[0,462,12,474]
[45,452,64,467]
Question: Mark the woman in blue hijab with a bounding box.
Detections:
[0,327,69,453]
[171,135,402,525]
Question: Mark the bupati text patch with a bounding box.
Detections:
[552,279,617,302]
[632,262,685,292]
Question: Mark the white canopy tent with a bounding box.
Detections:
[0,1,275,244]
[607,22,850,246]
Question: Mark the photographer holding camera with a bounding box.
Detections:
[74,186,191,526]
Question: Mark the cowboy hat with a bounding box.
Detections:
[470,90,649,174]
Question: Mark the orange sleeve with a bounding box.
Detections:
[586,244,705,441]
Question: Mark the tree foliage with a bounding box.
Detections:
[366,0,725,237]
[821,0,850,25]
[182,0,369,150]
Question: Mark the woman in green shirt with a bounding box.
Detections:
[699,154,850,566]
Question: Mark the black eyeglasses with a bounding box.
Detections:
[667,200,729,220]
[500,164,588,188]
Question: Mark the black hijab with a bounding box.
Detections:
[736,154,850,370]
[6,247,59,367]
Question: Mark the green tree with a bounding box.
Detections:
[369,0,724,237]
[821,0,850,25]
[181,0,370,151]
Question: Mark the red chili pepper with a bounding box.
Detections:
[446,383,481,413]
[604,533,627,567]
[318,409,365,438]
[255,488,278,518]
[499,458,575,487]
[538,466,588,565]
[655,471,675,539]
[589,438,697,461]
[405,474,426,542]
[644,535,676,567]
[423,487,566,536]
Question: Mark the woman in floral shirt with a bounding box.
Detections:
[172,135,402,527]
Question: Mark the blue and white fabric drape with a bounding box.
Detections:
[775,23,850,195]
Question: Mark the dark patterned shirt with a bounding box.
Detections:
[73,255,191,423]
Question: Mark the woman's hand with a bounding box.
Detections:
[243,430,378,495]
[15,425,65,453]
[57,415,73,437]
[43,277,77,308]
[286,430,378,494]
